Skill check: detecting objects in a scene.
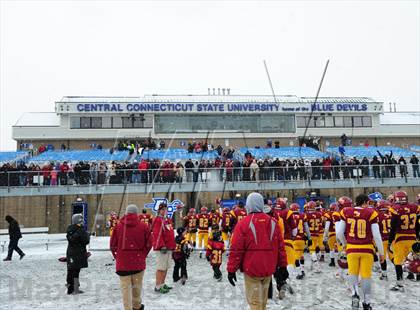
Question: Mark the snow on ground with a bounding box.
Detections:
[1,234,419,310]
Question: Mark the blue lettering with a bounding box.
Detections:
[77,104,84,112]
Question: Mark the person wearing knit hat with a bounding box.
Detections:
[72,214,84,225]
[110,204,152,310]
[66,213,90,295]
[126,204,139,215]
[227,192,288,310]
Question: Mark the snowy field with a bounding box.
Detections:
[1,234,419,310]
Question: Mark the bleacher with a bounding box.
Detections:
[0,151,28,163]
[29,150,130,163]
[410,145,420,153]
[238,147,327,160]
[327,146,415,159]
[138,148,219,161]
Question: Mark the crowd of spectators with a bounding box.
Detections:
[0,151,419,187]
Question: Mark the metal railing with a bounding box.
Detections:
[0,164,419,188]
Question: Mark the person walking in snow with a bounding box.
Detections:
[152,203,176,294]
[3,215,25,261]
[66,214,90,294]
[110,204,152,310]
[227,192,288,310]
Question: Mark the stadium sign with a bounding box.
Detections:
[69,102,372,114]
[144,198,184,218]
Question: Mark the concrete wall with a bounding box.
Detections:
[1,187,419,234]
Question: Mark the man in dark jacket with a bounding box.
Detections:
[410,154,419,177]
[66,213,90,294]
[110,204,152,310]
[3,215,25,261]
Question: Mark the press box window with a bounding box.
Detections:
[122,116,146,128]
[334,116,344,127]
[70,117,80,129]
[296,117,307,128]
[91,117,102,128]
[102,117,112,128]
[362,116,372,127]
[80,117,91,129]
[343,116,353,127]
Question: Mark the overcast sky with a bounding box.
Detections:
[1,0,419,150]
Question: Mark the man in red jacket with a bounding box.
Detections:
[152,203,176,294]
[110,204,152,310]
[227,192,288,310]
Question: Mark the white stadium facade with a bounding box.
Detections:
[12,94,420,149]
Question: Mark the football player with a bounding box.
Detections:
[323,202,341,267]
[230,202,247,232]
[405,242,420,281]
[138,209,153,227]
[291,203,311,279]
[108,211,119,237]
[183,208,198,247]
[388,191,420,291]
[336,194,384,310]
[206,231,225,281]
[305,200,323,272]
[377,200,392,280]
[275,198,298,276]
[209,208,221,239]
[196,207,210,258]
[220,207,232,250]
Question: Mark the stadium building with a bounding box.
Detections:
[12,93,420,149]
[2,93,419,234]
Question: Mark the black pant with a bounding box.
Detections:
[212,265,222,279]
[7,238,24,259]
[66,268,81,293]
[173,259,188,282]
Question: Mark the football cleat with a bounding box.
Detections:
[351,294,360,309]
[362,303,372,310]
[390,284,404,292]
[296,273,305,280]
[329,260,336,267]
[379,274,388,281]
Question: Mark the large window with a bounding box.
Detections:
[80,117,91,129]
[155,114,295,133]
[70,115,151,129]
[362,116,372,127]
[343,116,353,127]
[297,115,372,128]
[91,117,102,128]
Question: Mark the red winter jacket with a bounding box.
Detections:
[110,213,152,272]
[152,216,176,251]
[227,212,287,277]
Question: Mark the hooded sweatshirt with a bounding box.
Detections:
[110,213,152,273]
[227,193,287,277]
